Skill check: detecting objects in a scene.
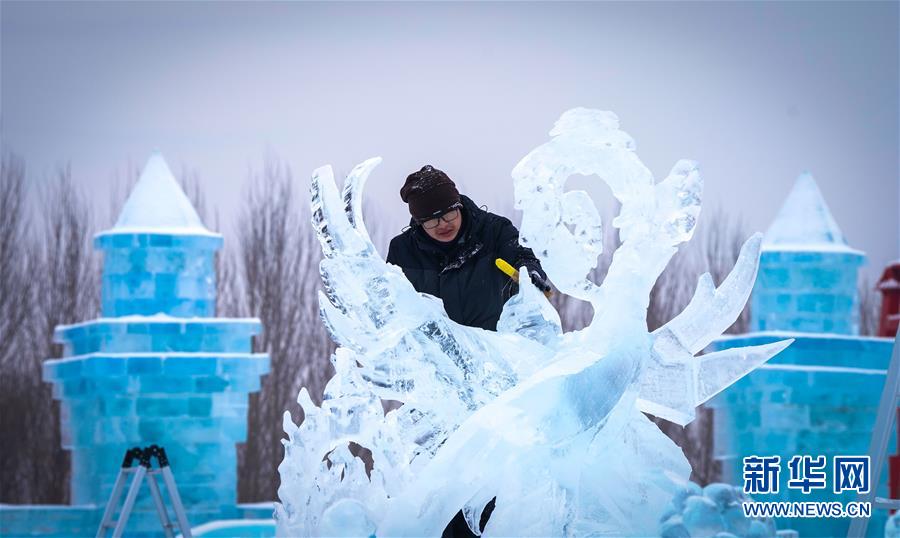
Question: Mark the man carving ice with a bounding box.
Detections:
[385,164,551,535]
[279,110,792,538]
[386,165,550,332]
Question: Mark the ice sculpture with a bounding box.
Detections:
[276,108,792,536]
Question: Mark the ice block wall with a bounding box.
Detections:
[98,232,220,317]
[33,154,270,536]
[44,318,267,510]
[709,172,890,537]
[707,334,894,538]
[751,249,865,334]
[750,172,865,335]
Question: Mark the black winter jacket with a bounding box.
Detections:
[386,195,547,331]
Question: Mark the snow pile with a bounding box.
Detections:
[659,482,776,538]
[275,108,791,536]
[886,510,900,538]
[763,172,859,253]
[100,152,218,237]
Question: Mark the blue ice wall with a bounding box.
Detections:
[44,319,266,508]
[1,323,270,537]
[96,233,223,318]
[0,503,275,537]
[0,154,271,536]
[30,315,270,536]
[708,333,894,538]
[751,250,865,334]
[0,155,270,537]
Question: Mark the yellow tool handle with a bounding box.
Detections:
[495,258,519,281]
[495,258,552,298]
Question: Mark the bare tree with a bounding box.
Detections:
[0,154,32,374]
[106,160,140,228]
[33,167,100,502]
[177,164,216,231]
[227,159,335,501]
[0,162,99,503]
[37,165,101,350]
[859,278,882,337]
[0,153,37,502]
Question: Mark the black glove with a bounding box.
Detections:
[523,265,551,293]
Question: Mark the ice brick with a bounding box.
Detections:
[751,250,865,335]
[708,333,893,538]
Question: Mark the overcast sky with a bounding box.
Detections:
[2,1,898,279]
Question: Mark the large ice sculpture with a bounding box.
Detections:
[276,108,793,536]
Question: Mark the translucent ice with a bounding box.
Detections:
[276,108,791,536]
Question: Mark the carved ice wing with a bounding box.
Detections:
[694,340,792,404]
[312,163,373,259]
[313,162,405,346]
[342,158,380,245]
[665,233,764,354]
[310,159,520,430]
[636,233,793,426]
[637,339,791,426]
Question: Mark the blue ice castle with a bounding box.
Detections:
[709,173,895,538]
[0,154,271,536]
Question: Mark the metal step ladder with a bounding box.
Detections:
[848,331,900,537]
[96,445,192,538]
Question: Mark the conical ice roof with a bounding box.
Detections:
[99,153,218,237]
[763,172,861,254]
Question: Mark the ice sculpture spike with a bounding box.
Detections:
[277,108,792,537]
[639,233,794,425]
[342,157,382,245]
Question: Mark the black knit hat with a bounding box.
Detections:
[400,165,461,220]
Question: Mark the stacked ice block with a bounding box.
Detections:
[44,320,267,512]
[710,173,893,537]
[35,154,270,536]
[708,334,894,538]
[97,233,220,318]
[750,172,865,334]
[752,248,865,334]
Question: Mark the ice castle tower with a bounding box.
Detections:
[34,154,270,534]
[708,172,894,538]
[751,172,866,334]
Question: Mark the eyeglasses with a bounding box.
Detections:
[418,204,461,230]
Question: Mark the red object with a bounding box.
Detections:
[882,263,900,510]
[878,261,900,338]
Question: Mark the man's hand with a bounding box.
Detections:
[496,257,552,295]
[526,266,552,293]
